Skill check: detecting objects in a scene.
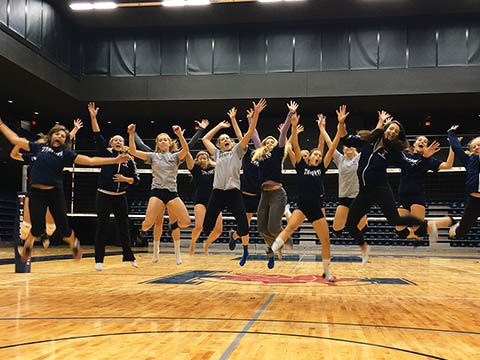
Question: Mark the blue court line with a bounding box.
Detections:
[219,293,275,360]
[0,250,149,265]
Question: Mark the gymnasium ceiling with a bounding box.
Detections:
[1,0,480,134]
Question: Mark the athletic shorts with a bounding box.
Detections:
[242,193,260,213]
[338,197,355,208]
[297,197,325,223]
[150,188,178,204]
[399,193,426,210]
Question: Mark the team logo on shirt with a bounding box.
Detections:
[201,169,215,175]
[41,146,63,157]
[304,168,322,177]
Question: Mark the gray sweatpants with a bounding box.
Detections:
[257,187,287,247]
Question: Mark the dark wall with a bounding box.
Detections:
[0,0,80,75]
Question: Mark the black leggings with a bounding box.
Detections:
[456,195,480,238]
[29,187,71,238]
[346,185,423,245]
[95,191,135,263]
[204,189,249,237]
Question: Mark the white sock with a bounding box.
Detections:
[46,223,56,236]
[95,263,103,271]
[271,237,284,252]
[152,240,160,263]
[20,222,31,240]
[174,240,182,265]
[322,258,331,276]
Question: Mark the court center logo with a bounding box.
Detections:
[144,270,413,287]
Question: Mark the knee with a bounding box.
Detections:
[179,218,191,228]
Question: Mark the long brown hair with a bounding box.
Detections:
[47,125,72,148]
[358,120,408,151]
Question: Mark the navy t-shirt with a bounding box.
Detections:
[190,164,215,197]
[257,146,284,185]
[399,152,442,196]
[241,147,260,195]
[28,141,78,189]
[295,159,326,202]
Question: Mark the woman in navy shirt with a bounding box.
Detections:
[395,132,454,241]
[88,102,140,271]
[343,111,435,263]
[0,118,130,262]
[267,106,347,280]
[447,125,480,239]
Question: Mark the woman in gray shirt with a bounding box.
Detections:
[128,123,190,265]
[201,99,266,263]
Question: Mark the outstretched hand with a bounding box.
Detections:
[316,114,326,129]
[246,108,254,120]
[336,105,349,124]
[227,107,237,119]
[88,102,99,117]
[73,118,84,129]
[127,123,136,134]
[449,124,459,132]
[253,98,267,114]
[195,119,209,129]
[218,120,231,129]
[378,110,392,125]
[287,100,299,114]
[423,141,440,158]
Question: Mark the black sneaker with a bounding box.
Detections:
[137,228,146,246]
[228,230,237,251]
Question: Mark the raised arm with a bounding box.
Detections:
[70,118,83,139]
[0,118,30,151]
[278,100,297,147]
[128,124,149,161]
[247,108,262,148]
[188,119,209,149]
[74,153,130,167]
[228,107,243,141]
[323,107,349,168]
[317,114,330,152]
[447,125,469,166]
[439,145,455,170]
[10,144,24,161]
[290,113,302,164]
[173,125,188,160]
[239,98,267,149]
[134,132,153,152]
[88,102,101,133]
[376,110,392,130]
[202,121,230,155]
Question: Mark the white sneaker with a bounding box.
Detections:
[95,263,103,271]
[152,253,159,263]
[176,255,182,265]
[449,222,460,239]
[131,260,139,268]
[428,221,439,243]
[361,244,370,265]
[323,273,334,282]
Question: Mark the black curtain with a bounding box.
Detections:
[267,32,293,72]
[408,26,436,67]
[294,30,321,72]
[9,0,25,36]
[322,28,349,71]
[83,37,110,75]
[379,27,407,69]
[110,36,134,76]
[136,36,161,76]
[350,28,378,70]
[161,33,186,75]
[26,0,42,47]
[438,26,467,66]
[240,31,266,74]
[213,33,239,74]
[468,25,480,65]
[187,33,212,75]
[0,0,7,25]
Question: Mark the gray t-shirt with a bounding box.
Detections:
[333,150,361,198]
[145,151,182,192]
[213,143,247,190]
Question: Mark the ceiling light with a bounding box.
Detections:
[258,0,282,3]
[187,0,210,5]
[8,100,13,104]
[162,0,186,6]
[34,111,39,115]
[93,2,117,9]
[70,2,95,10]
[70,2,117,11]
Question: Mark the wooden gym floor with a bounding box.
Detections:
[0,243,479,360]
